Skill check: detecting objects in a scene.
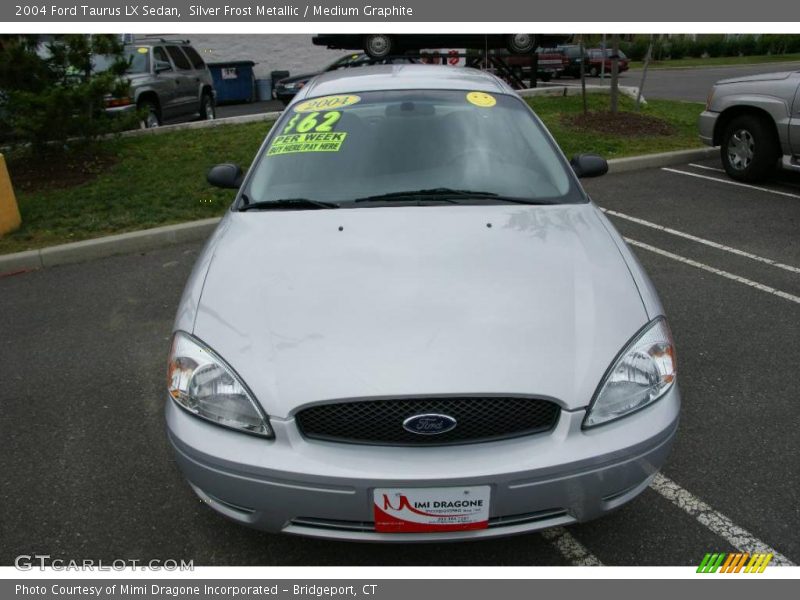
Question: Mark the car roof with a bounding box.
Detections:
[292,64,515,103]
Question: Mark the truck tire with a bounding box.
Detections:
[138,99,160,129]
[200,91,215,121]
[720,114,780,183]
[507,34,536,54]
[364,35,393,59]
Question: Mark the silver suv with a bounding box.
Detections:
[699,70,800,182]
[101,38,216,128]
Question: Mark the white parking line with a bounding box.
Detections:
[688,163,800,191]
[687,163,725,173]
[650,474,795,566]
[624,238,800,305]
[601,209,800,275]
[662,167,800,200]
[541,527,604,566]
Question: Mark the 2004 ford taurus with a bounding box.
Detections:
[166,65,679,541]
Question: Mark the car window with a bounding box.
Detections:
[92,47,149,75]
[166,45,192,70]
[182,45,205,70]
[245,90,582,206]
[152,46,171,69]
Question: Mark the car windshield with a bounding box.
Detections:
[328,54,366,70]
[92,47,150,74]
[244,89,582,206]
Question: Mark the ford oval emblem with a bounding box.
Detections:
[402,413,457,435]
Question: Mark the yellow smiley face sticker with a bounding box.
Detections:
[466,91,497,108]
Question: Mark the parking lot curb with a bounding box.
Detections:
[116,111,283,138]
[0,147,720,274]
[521,84,646,104]
[0,217,221,275]
[607,147,717,173]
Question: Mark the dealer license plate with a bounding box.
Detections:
[373,486,490,533]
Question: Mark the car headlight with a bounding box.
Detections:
[167,331,273,437]
[584,318,676,428]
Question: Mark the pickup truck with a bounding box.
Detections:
[699,71,800,182]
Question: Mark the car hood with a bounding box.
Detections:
[125,73,150,84]
[716,70,795,85]
[191,204,649,417]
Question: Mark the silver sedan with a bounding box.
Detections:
[166,65,679,541]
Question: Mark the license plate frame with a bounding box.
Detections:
[373,485,491,533]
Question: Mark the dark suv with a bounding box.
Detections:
[99,38,216,128]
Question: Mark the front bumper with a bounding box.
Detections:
[698,111,719,146]
[104,104,136,117]
[166,386,680,541]
[274,88,300,104]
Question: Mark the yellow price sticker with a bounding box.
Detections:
[294,95,361,113]
[466,91,497,108]
[137,47,149,54]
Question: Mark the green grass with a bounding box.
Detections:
[0,122,273,256]
[526,94,704,158]
[630,53,800,70]
[0,95,704,256]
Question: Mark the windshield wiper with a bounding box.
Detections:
[238,198,340,211]
[352,188,554,205]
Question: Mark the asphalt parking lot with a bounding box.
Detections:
[573,60,800,102]
[1,156,798,566]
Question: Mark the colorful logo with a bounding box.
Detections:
[697,552,772,573]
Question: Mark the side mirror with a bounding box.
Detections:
[154,61,172,73]
[570,154,608,178]
[207,163,244,189]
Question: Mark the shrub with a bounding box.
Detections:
[668,38,689,60]
[687,38,706,58]
[724,37,741,57]
[0,34,137,151]
[627,38,650,62]
[704,35,727,57]
[738,34,758,56]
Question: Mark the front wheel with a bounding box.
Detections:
[589,66,599,77]
[364,34,393,59]
[720,114,780,183]
[138,99,160,129]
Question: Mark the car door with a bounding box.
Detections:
[181,45,209,108]
[151,46,181,120]
[791,77,800,156]
[164,45,197,117]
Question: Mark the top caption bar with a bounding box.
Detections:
[4,0,800,22]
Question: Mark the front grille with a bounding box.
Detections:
[295,396,560,446]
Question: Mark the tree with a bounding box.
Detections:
[0,34,136,151]
[609,34,620,114]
